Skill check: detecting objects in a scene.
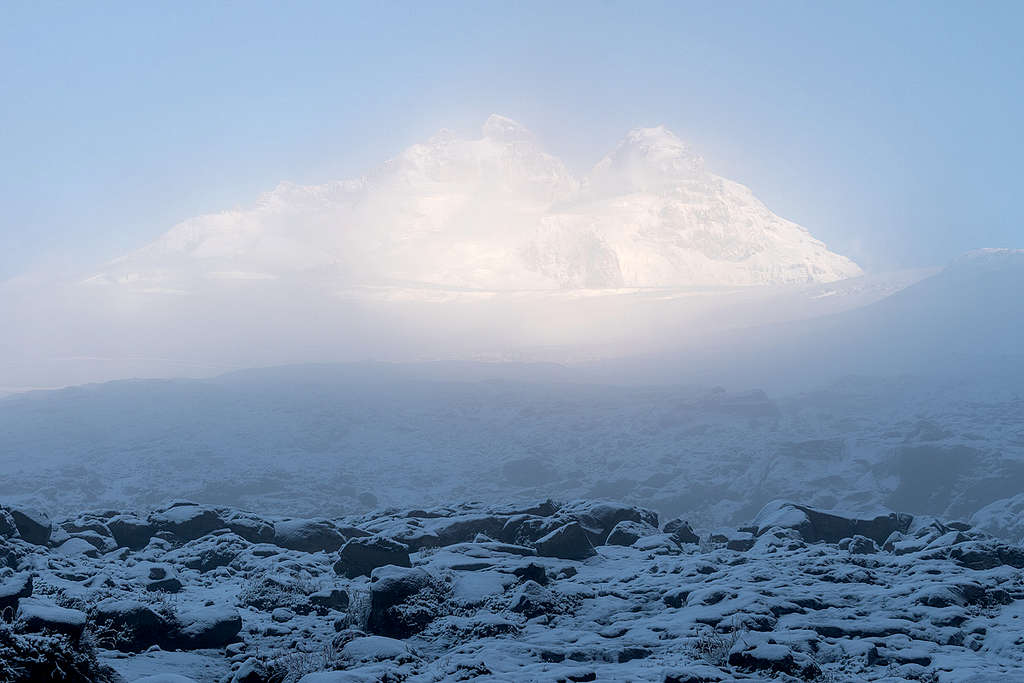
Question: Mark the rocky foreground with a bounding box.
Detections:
[1,499,1023,682]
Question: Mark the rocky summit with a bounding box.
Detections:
[1,498,1022,682]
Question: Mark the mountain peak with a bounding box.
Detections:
[587,125,704,193]
[482,114,533,142]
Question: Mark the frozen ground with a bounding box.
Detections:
[3,497,1024,682]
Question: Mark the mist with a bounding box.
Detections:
[3,4,1024,679]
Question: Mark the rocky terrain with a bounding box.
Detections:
[2,497,1023,682]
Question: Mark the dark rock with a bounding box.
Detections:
[91,599,167,652]
[509,580,556,619]
[367,566,439,638]
[55,537,101,558]
[2,505,52,546]
[149,505,224,543]
[15,598,87,639]
[559,500,659,545]
[0,510,17,539]
[513,562,549,586]
[535,522,596,561]
[335,536,411,578]
[753,501,911,545]
[223,511,275,544]
[606,520,659,547]
[729,642,820,678]
[847,535,879,554]
[309,588,350,612]
[176,534,248,572]
[950,541,1024,570]
[134,563,182,593]
[432,515,508,547]
[725,532,756,552]
[0,573,33,618]
[273,518,346,553]
[617,646,652,663]
[107,515,154,550]
[172,606,243,649]
[664,518,699,544]
[231,659,270,683]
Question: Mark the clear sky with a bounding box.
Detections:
[2,1,1021,281]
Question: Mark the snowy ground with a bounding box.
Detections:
[2,497,1023,682]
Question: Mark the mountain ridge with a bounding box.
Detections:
[86,116,861,293]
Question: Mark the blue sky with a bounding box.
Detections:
[2,1,1021,280]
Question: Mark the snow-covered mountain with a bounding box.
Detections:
[86,115,861,293]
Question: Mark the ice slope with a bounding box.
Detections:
[86,116,860,293]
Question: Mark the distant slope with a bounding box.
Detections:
[585,248,1024,389]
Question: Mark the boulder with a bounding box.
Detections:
[175,533,248,572]
[309,588,350,612]
[334,536,411,578]
[131,562,182,593]
[0,510,18,538]
[367,566,436,638]
[172,606,243,649]
[729,642,820,678]
[341,635,415,663]
[107,514,154,550]
[559,500,659,545]
[15,598,87,639]
[846,535,879,554]
[224,511,276,544]
[149,505,224,542]
[664,518,700,545]
[1,505,52,546]
[273,519,346,553]
[535,522,596,561]
[91,598,167,652]
[0,572,33,616]
[605,520,659,547]
[753,501,911,545]
[54,537,100,558]
[509,580,557,618]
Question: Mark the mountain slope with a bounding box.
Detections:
[86,116,860,293]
